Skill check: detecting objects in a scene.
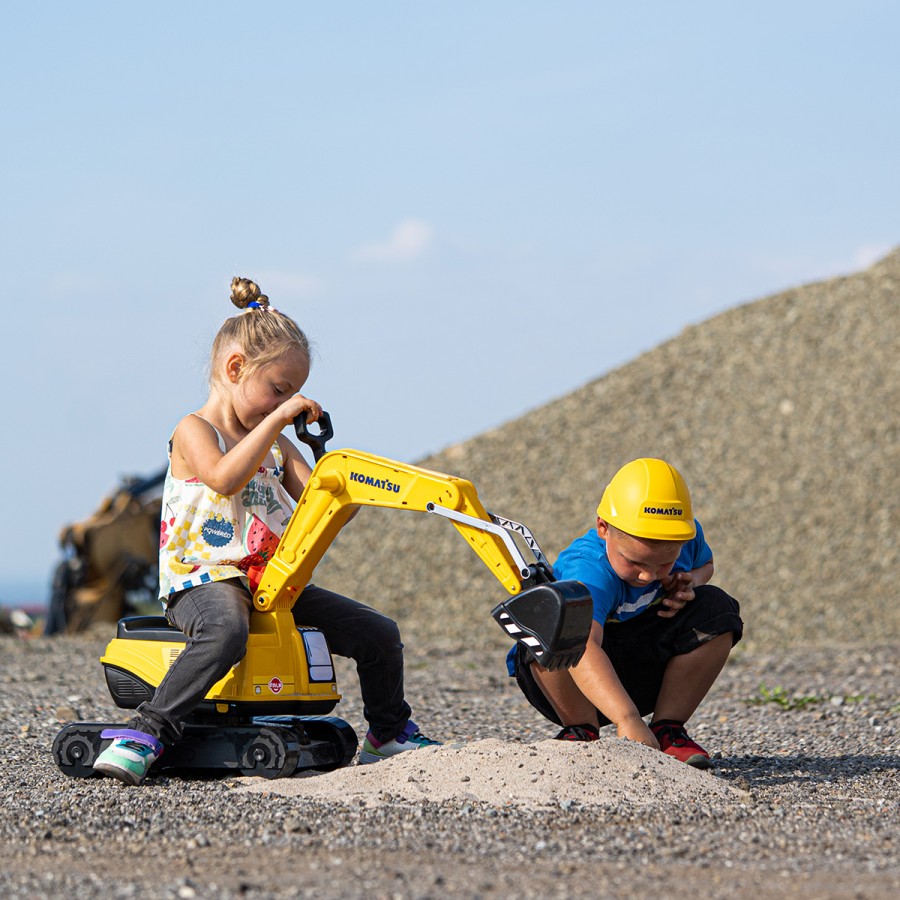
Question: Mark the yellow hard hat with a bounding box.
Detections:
[596,458,696,541]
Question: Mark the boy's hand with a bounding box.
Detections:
[657,571,694,618]
[616,715,660,749]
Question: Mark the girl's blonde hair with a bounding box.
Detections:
[209,277,311,383]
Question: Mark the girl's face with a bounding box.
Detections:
[597,518,682,588]
[231,349,310,429]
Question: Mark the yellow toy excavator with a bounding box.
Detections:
[53,414,592,779]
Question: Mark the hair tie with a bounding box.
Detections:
[241,301,279,314]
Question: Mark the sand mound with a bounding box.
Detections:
[236,737,743,808]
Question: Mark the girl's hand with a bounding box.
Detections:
[275,393,322,427]
[657,571,694,618]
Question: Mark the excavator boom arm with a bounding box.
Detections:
[251,414,593,671]
[253,449,526,612]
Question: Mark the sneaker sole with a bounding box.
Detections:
[357,751,387,765]
[93,761,146,785]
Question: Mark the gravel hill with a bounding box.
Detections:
[314,248,900,653]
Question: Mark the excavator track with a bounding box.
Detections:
[53,715,357,780]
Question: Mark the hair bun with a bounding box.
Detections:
[230,276,270,310]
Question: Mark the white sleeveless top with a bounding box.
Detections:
[158,421,294,602]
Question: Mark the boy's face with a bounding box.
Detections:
[597,518,683,588]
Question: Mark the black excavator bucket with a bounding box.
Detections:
[491,580,593,671]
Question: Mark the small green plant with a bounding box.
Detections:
[745,682,824,711]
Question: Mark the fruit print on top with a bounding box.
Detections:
[158,439,294,602]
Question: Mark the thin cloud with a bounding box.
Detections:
[353,219,434,263]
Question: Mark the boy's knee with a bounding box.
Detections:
[691,584,743,646]
[693,584,740,615]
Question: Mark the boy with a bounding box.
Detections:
[508,458,742,768]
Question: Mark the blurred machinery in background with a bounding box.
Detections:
[46,469,165,635]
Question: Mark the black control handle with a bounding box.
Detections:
[293,410,334,462]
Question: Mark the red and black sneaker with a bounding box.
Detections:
[650,720,711,769]
[554,723,600,742]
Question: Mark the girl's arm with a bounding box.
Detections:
[278,437,314,502]
[172,395,320,496]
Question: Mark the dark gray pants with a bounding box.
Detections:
[131,578,411,745]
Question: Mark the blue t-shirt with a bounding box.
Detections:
[505,520,712,675]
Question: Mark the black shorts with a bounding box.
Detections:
[512,584,743,727]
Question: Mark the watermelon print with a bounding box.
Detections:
[243,514,280,560]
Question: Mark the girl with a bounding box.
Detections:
[93,277,437,785]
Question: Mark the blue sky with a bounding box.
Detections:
[2,2,897,606]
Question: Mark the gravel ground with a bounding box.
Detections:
[1,632,897,899]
